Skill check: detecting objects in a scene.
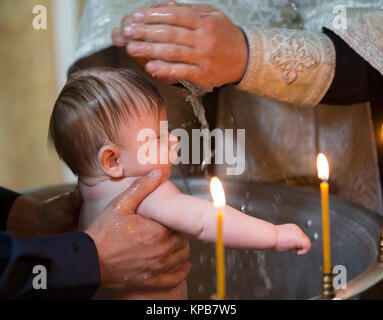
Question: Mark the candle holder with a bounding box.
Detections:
[378,233,383,262]
[210,293,227,300]
[321,271,335,299]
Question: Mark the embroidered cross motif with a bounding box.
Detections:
[270,36,319,84]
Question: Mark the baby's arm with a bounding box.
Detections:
[137,181,311,254]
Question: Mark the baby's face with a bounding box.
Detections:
[116,107,178,180]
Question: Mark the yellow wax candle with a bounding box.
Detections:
[320,181,331,273]
[317,153,332,274]
[216,210,225,299]
[210,177,226,300]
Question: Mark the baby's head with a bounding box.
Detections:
[49,67,177,181]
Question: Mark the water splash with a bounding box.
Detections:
[179,80,212,131]
[179,80,213,174]
[241,191,251,213]
[256,251,273,291]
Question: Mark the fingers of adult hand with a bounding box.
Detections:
[158,78,179,85]
[168,231,190,251]
[123,23,196,47]
[121,13,133,30]
[171,2,218,13]
[127,41,196,63]
[155,241,190,274]
[132,7,203,30]
[152,0,178,8]
[111,27,126,47]
[108,169,162,215]
[146,262,191,289]
[145,60,201,82]
[151,231,188,258]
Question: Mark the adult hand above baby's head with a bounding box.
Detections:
[85,169,190,293]
[112,2,248,89]
[111,0,179,85]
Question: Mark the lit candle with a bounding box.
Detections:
[317,153,332,274]
[210,177,226,300]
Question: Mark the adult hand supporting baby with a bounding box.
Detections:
[112,2,248,89]
[85,169,190,293]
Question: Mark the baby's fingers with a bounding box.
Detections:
[296,247,308,255]
[296,238,312,255]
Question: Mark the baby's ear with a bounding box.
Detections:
[98,145,124,178]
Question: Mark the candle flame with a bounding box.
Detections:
[210,177,226,208]
[317,153,329,181]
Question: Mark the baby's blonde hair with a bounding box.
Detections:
[48,67,164,177]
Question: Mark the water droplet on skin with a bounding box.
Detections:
[127,183,139,195]
[149,12,173,18]
[124,275,129,281]
[128,223,135,234]
[112,203,121,215]
[112,214,122,229]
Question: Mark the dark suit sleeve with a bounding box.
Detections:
[0,187,100,299]
[0,187,21,231]
[0,231,101,299]
[320,28,383,105]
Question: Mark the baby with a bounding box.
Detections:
[48,67,311,299]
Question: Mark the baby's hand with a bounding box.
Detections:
[275,224,311,255]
